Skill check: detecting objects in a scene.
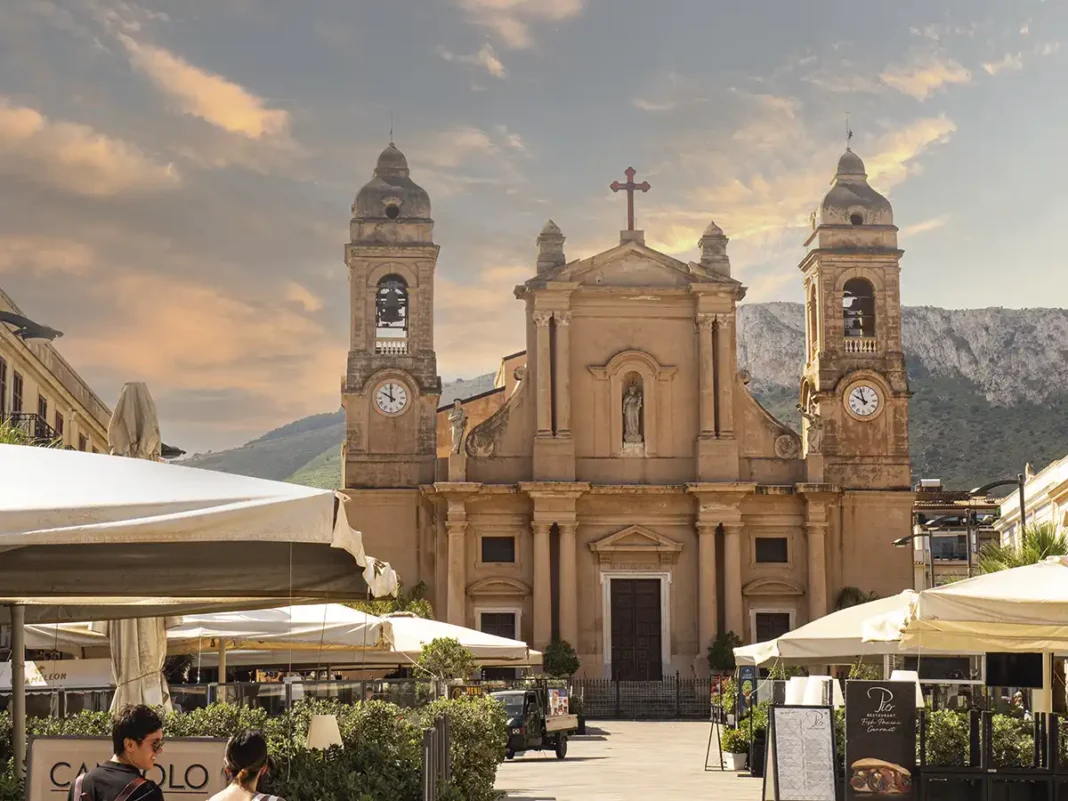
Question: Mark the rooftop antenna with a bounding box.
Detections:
[846,110,853,150]
[389,111,394,145]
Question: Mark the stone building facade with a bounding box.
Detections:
[340,144,915,679]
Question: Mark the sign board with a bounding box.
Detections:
[738,665,758,719]
[0,660,113,691]
[762,706,837,801]
[27,736,228,801]
[547,687,569,716]
[845,681,916,801]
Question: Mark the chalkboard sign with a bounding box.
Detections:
[845,681,917,801]
[762,706,837,801]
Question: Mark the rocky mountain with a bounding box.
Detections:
[182,304,1068,491]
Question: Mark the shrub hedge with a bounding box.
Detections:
[0,695,507,801]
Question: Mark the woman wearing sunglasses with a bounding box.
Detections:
[208,731,284,801]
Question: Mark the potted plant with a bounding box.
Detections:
[707,631,742,675]
[720,726,750,771]
[543,640,584,732]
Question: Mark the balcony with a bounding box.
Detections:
[843,336,878,354]
[375,337,408,356]
[2,412,60,445]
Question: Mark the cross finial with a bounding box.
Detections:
[846,111,853,149]
[610,167,651,231]
[389,111,394,145]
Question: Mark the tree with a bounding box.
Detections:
[416,637,475,681]
[543,640,580,678]
[0,420,31,445]
[977,522,1068,573]
[346,580,433,619]
[707,631,742,674]
[835,586,879,610]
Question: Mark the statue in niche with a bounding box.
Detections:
[622,382,644,445]
[447,399,467,454]
[797,403,823,454]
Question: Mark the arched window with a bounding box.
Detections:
[806,285,819,360]
[843,278,876,339]
[375,274,409,355]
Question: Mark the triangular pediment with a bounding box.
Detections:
[528,241,741,290]
[589,525,684,563]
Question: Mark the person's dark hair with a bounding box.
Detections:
[224,730,269,786]
[111,705,164,755]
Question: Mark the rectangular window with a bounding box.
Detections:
[481,536,516,563]
[0,358,6,416]
[12,372,23,412]
[755,612,792,643]
[755,537,789,564]
[480,612,517,640]
[78,434,87,451]
[38,394,47,420]
[54,412,64,439]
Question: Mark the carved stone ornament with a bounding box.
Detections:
[554,311,572,326]
[466,428,495,457]
[447,400,468,454]
[696,313,716,331]
[533,311,552,327]
[774,433,802,459]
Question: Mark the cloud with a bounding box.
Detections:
[1021,22,1030,36]
[456,0,585,49]
[1036,42,1060,56]
[901,215,950,236]
[0,236,95,275]
[421,125,498,168]
[285,281,324,312]
[439,43,507,78]
[632,98,675,112]
[880,54,972,99]
[631,72,708,113]
[118,34,290,139]
[983,53,1024,75]
[495,124,529,154]
[0,99,179,196]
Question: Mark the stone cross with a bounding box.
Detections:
[610,167,650,231]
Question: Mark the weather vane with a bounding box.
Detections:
[846,111,853,149]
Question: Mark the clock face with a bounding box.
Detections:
[846,384,881,418]
[374,381,409,415]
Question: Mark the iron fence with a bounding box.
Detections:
[572,673,712,720]
[422,713,451,801]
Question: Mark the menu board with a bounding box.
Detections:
[845,681,917,801]
[763,706,837,801]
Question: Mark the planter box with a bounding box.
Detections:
[723,752,748,771]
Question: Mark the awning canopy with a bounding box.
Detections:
[864,556,1068,652]
[0,445,395,623]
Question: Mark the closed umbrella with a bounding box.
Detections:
[107,382,172,713]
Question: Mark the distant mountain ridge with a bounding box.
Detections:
[182,303,1068,490]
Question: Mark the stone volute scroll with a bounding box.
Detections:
[447,399,467,454]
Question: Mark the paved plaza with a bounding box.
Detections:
[495,720,762,801]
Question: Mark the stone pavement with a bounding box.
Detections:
[495,720,763,801]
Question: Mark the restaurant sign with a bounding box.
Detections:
[845,681,917,801]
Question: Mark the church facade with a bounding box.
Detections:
[339,143,914,679]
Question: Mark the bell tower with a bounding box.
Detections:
[342,143,441,488]
[798,147,911,489]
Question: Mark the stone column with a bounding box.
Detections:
[697,314,716,437]
[715,316,735,437]
[534,312,553,436]
[722,522,744,637]
[532,521,552,649]
[558,521,578,647]
[445,498,469,627]
[697,522,718,658]
[554,312,571,437]
[807,517,829,622]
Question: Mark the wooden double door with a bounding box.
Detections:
[610,578,663,681]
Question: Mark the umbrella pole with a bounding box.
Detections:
[1035,652,1053,716]
[10,604,26,780]
[218,641,227,689]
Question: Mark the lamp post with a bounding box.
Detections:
[0,311,63,342]
[893,531,935,589]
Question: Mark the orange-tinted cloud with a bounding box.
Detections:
[0,99,180,196]
[456,0,585,48]
[880,54,972,99]
[118,34,290,140]
[0,236,95,275]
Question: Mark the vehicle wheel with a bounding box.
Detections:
[555,735,568,759]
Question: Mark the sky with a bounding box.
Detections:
[2,0,1067,454]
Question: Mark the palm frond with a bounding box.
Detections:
[977,522,1068,573]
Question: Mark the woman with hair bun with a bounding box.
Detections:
[207,731,285,801]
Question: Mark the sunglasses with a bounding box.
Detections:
[148,738,165,753]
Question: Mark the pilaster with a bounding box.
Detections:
[554,312,572,437]
[434,482,481,627]
[534,312,552,437]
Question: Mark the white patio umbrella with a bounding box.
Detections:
[106,382,173,713]
[734,591,920,666]
[863,556,1068,713]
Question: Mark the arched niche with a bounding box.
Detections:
[588,350,677,457]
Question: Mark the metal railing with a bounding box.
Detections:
[422,713,451,801]
[2,412,59,444]
[572,673,712,720]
